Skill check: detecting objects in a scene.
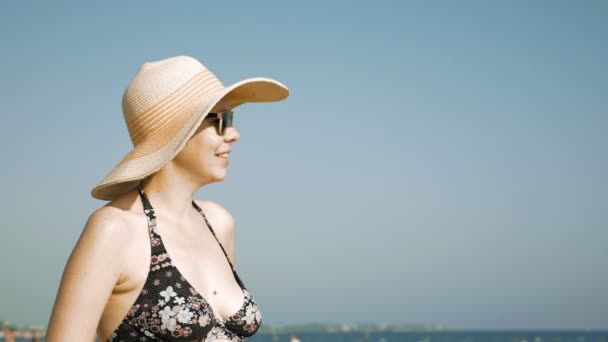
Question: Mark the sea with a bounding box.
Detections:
[2,330,607,342]
[246,331,607,342]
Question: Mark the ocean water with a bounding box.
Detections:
[3,331,607,342]
[247,331,607,342]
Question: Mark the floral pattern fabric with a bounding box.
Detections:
[108,183,262,341]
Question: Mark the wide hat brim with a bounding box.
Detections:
[91,77,288,201]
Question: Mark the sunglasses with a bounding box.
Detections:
[206,110,234,135]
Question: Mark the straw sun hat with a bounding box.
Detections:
[90,55,289,201]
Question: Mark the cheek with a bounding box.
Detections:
[185,133,217,158]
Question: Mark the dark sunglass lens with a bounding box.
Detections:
[221,111,233,134]
[225,111,233,128]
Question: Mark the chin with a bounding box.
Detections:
[212,171,227,182]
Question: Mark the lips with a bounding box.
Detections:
[215,152,230,164]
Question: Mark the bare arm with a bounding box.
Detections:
[46,208,128,341]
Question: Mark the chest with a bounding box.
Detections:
[123,222,245,314]
[99,219,245,340]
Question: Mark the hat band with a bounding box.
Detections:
[126,69,223,146]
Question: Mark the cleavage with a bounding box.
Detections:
[157,222,245,322]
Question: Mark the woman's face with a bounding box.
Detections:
[172,100,240,184]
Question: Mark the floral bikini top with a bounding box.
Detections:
[108,183,262,341]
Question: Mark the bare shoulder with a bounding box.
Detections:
[73,205,136,280]
[194,199,236,265]
[77,204,146,276]
[194,200,235,234]
[84,205,133,250]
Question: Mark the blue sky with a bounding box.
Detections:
[0,0,606,330]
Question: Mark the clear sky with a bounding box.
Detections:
[0,0,606,330]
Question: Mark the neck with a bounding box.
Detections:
[139,163,213,225]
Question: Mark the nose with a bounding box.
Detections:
[224,126,240,143]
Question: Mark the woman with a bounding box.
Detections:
[46,55,289,341]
